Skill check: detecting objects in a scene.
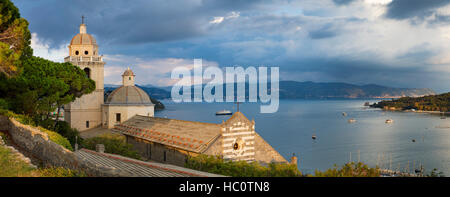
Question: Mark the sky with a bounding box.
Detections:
[12,0,450,93]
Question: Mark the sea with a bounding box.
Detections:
[154,99,450,175]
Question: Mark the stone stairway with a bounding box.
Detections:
[75,149,224,177]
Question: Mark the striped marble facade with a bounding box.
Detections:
[220,112,256,162]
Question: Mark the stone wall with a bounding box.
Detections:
[127,135,190,167]
[0,115,129,177]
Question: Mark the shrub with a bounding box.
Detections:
[36,167,86,177]
[185,154,302,177]
[0,98,8,110]
[82,134,141,160]
[313,162,380,177]
[39,120,83,149]
[38,126,73,151]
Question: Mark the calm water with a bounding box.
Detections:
[155,99,450,175]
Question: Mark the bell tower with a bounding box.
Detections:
[64,17,105,131]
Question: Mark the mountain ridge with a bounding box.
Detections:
[105,81,435,99]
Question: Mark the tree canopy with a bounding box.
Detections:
[371,92,450,112]
[0,0,32,76]
[0,56,95,117]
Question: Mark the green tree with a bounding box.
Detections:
[0,56,95,120]
[0,0,32,76]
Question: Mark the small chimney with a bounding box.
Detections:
[96,144,105,153]
[290,153,298,167]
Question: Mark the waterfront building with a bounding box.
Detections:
[64,19,287,166]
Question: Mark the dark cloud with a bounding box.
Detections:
[332,0,356,6]
[385,0,450,20]
[308,24,337,39]
[12,0,264,47]
[10,0,450,92]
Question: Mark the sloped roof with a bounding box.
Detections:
[75,149,224,177]
[113,115,221,153]
[222,111,253,127]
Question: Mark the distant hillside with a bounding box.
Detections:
[370,92,450,112]
[106,81,435,101]
[278,81,435,99]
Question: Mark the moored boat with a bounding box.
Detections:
[216,110,232,115]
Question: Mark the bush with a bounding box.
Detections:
[82,134,141,160]
[313,162,380,177]
[39,120,82,149]
[185,154,302,177]
[36,167,86,177]
[38,127,73,151]
[0,98,9,110]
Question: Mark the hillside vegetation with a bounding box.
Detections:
[371,92,450,112]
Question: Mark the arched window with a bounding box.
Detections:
[75,50,79,55]
[84,67,91,79]
[84,50,89,55]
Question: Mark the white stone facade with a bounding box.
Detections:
[64,22,154,131]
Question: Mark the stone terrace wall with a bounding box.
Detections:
[0,115,131,177]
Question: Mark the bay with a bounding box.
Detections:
[155,99,450,175]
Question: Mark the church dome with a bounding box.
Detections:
[106,86,153,105]
[70,24,97,45]
[70,33,97,45]
[122,68,135,76]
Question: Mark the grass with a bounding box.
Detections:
[0,144,86,177]
[0,144,36,177]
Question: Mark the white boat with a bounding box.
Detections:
[385,119,394,123]
[348,118,356,123]
[342,112,347,117]
[216,110,232,115]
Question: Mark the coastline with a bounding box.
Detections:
[376,108,450,115]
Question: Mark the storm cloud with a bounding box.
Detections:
[11,0,450,93]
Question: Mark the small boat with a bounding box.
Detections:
[385,119,394,123]
[364,102,370,106]
[215,110,232,116]
[412,139,416,143]
[312,134,317,140]
[348,118,356,123]
[441,116,447,119]
[342,112,347,117]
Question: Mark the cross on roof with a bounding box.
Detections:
[81,15,86,24]
[235,102,241,112]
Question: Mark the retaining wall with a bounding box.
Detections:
[0,115,131,177]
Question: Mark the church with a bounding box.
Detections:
[63,20,154,131]
[64,20,289,166]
